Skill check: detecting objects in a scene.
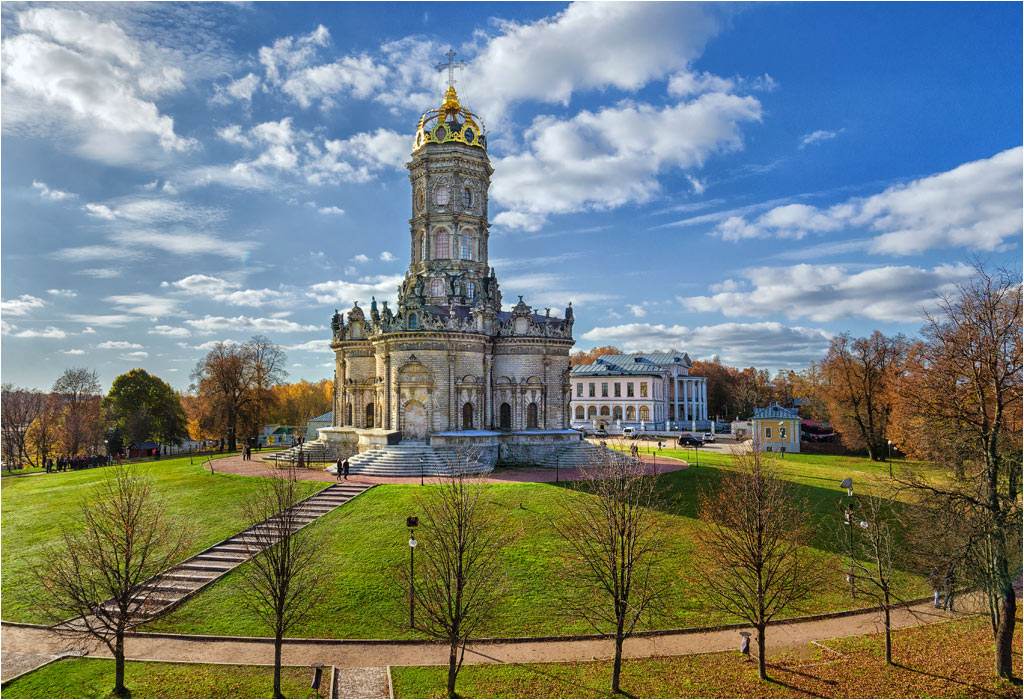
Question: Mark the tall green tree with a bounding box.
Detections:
[104,369,188,450]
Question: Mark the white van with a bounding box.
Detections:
[622,427,639,439]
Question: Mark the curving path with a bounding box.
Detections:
[206,452,689,485]
[1,595,985,671]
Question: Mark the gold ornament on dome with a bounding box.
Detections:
[413,50,486,152]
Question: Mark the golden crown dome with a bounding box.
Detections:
[413,85,486,153]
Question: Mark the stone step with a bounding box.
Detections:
[179,561,235,572]
[163,572,215,583]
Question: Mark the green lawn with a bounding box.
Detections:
[0,658,322,699]
[0,454,326,623]
[391,612,1022,698]
[142,451,929,640]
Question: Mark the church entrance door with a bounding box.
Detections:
[462,402,473,430]
[499,402,512,431]
[403,401,428,440]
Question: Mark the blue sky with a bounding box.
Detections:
[2,1,1021,393]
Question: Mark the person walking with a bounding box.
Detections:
[335,457,343,481]
[943,568,956,611]
[342,458,350,480]
[929,567,942,608]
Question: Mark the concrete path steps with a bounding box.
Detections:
[70,483,374,631]
[329,444,493,478]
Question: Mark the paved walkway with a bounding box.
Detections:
[0,595,984,673]
[208,452,689,485]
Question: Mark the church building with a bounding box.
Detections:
[313,66,591,473]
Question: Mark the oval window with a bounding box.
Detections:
[435,125,447,141]
[464,127,475,143]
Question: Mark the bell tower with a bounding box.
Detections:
[402,51,496,312]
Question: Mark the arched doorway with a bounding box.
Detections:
[462,402,474,429]
[403,400,428,440]
[366,402,374,428]
[499,403,512,430]
[526,402,539,429]
[613,406,623,421]
[346,402,353,425]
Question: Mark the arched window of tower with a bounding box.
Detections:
[466,281,476,298]
[430,278,444,297]
[462,187,472,208]
[434,183,449,206]
[433,229,450,259]
[461,231,473,260]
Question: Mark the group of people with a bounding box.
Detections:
[335,456,350,480]
[241,445,255,461]
[44,454,110,473]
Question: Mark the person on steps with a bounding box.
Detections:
[335,457,343,481]
[343,458,350,480]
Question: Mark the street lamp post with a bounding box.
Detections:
[419,456,425,486]
[840,477,855,599]
[406,516,418,628]
[555,453,560,484]
[887,439,893,478]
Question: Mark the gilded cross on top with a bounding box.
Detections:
[436,49,466,88]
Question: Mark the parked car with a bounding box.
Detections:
[594,429,609,437]
[622,427,644,439]
[701,432,716,443]
[678,435,704,447]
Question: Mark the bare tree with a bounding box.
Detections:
[847,492,903,665]
[34,464,193,697]
[238,465,327,698]
[1,384,44,468]
[52,367,104,457]
[406,461,513,698]
[552,451,671,694]
[893,264,1022,679]
[696,446,820,680]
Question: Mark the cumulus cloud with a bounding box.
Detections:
[67,313,134,327]
[5,325,67,339]
[627,304,647,318]
[713,147,1023,254]
[98,340,144,349]
[1,294,46,316]
[62,348,86,355]
[3,8,196,156]
[186,315,320,333]
[581,321,832,368]
[212,72,260,104]
[499,273,614,308]
[167,274,293,307]
[379,251,396,262]
[121,351,149,359]
[285,339,333,353]
[318,206,345,215]
[46,288,77,297]
[32,180,77,200]
[490,93,761,230]
[308,274,406,305]
[681,262,974,323]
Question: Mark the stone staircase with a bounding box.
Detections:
[535,441,621,470]
[268,440,338,466]
[329,443,493,478]
[72,482,373,629]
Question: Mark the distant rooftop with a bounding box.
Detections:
[571,351,692,376]
[752,403,800,419]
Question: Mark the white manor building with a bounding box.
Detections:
[570,352,710,433]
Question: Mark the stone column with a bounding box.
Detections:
[484,353,493,429]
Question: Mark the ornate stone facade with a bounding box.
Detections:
[324,83,575,461]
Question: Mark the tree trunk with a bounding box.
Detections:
[114,633,127,697]
[273,634,283,699]
[756,624,767,680]
[447,640,459,698]
[883,603,892,665]
[612,625,625,693]
[994,584,1016,678]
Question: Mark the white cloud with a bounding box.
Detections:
[46,288,77,297]
[799,128,843,149]
[282,54,387,109]
[98,340,144,349]
[213,72,260,104]
[167,274,292,307]
[84,203,117,219]
[51,245,142,263]
[3,11,195,154]
[6,325,67,339]
[379,251,396,262]
[78,268,123,279]
[352,254,370,263]
[108,230,258,259]
[67,313,134,327]
[285,339,333,353]
[308,274,406,305]
[681,262,974,323]
[581,321,832,368]
[318,206,345,215]
[81,327,96,334]
[500,273,614,308]
[627,304,647,318]
[104,294,181,317]
[149,325,191,337]
[32,180,77,201]
[169,274,233,295]
[62,348,86,355]
[185,315,320,333]
[1,294,46,316]
[121,351,149,359]
[713,147,1023,254]
[490,93,761,230]
[461,3,722,120]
